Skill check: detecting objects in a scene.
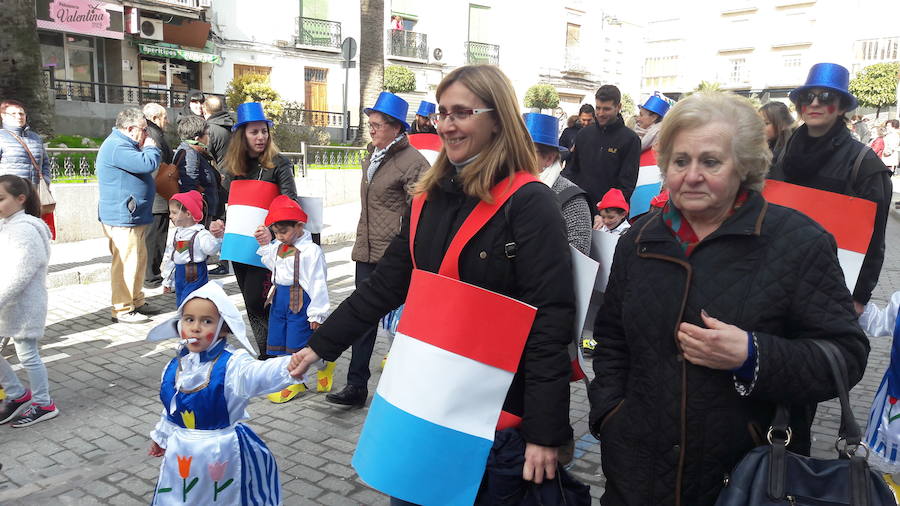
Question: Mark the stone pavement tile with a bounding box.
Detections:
[318,490,370,506]
[282,477,325,500]
[318,475,358,495]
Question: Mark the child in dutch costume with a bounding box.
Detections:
[147,281,315,505]
[860,292,900,484]
[161,191,224,307]
[254,195,333,403]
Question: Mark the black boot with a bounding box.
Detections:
[325,384,368,407]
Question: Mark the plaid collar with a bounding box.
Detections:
[661,189,750,257]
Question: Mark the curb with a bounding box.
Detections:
[47,229,358,290]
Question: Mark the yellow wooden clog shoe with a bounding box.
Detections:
[267,383,307,404]
[316,361,336,392]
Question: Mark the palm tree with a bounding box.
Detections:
[0,1,54,135]
[356,0,385,145]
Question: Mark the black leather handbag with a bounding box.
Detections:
[716,340,897,506]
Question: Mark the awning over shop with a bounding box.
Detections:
[138,43,221,64]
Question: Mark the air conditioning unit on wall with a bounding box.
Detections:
[140,17,164,41]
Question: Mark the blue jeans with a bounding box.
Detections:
[0,337,50,406]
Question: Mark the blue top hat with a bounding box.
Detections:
[789,63,858,110]
[640,96,670,119]
[524,113,567,152]
[416,101,436,118]
[232,102,273,132]
[364,92,410,131]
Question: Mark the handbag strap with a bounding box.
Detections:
[767,340,870,503]
[2,130,42,182]
[844,145,870,196]
[810,339,862,447]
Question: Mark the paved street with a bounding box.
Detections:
[2,210,900,505]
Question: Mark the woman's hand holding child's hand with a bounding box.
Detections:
[209,220,225,238]
[253,225,272,246]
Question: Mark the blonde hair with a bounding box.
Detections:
[414,65,537,202]
[656,92,771,192]
[222,122,282,177]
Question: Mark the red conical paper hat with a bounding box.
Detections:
[265,195,308,226]
[597,188,630,213]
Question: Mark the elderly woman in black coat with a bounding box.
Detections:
[588,91,869,505]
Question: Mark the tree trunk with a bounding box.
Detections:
[356,0,384,145]
[0,0,55,136]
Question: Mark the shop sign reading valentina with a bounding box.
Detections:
[37,0,124,40]
[139,44,222,65]
[49,0,110,31]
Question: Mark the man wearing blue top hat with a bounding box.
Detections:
[771,62,892,313]
[562,84,641,215]
[325,91,429,408]
[409,100,437,134]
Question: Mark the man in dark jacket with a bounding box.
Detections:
[562,85,641,213]
[142,103,173,289]
[203,95,235,167]
[202,95,234,275]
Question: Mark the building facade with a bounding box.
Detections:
[640,0,900,111]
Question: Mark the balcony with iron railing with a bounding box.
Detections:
[466,41,499,65]
[295,17,342,49]
[388,29,428,60]
[46,73,224,108]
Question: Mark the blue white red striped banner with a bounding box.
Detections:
[221,180,280,268]
[408,133,441,165]
[352,269,536,505]
[629,150,662,217]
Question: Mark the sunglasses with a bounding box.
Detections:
[798,91,838,107]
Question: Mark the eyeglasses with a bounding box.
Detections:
[368,120,389,131]
[428,108,494,127]
[1,111,26,117]
[190,98,204,103]
[798,91,838,107]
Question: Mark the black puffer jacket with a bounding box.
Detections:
[770,123,892,305]
[588,191,869,506]
[222,153,298,203]
[561,115,641,208]
[309,173,576,447]
[206,111,235,166]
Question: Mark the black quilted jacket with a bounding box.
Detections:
[588,190,869,506]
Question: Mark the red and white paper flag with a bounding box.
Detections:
[762,179,876,292]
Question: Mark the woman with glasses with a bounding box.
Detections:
[0,100,55,238]
[289,65,577,504]
[325,91,430,408]
[771,62,892,315]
